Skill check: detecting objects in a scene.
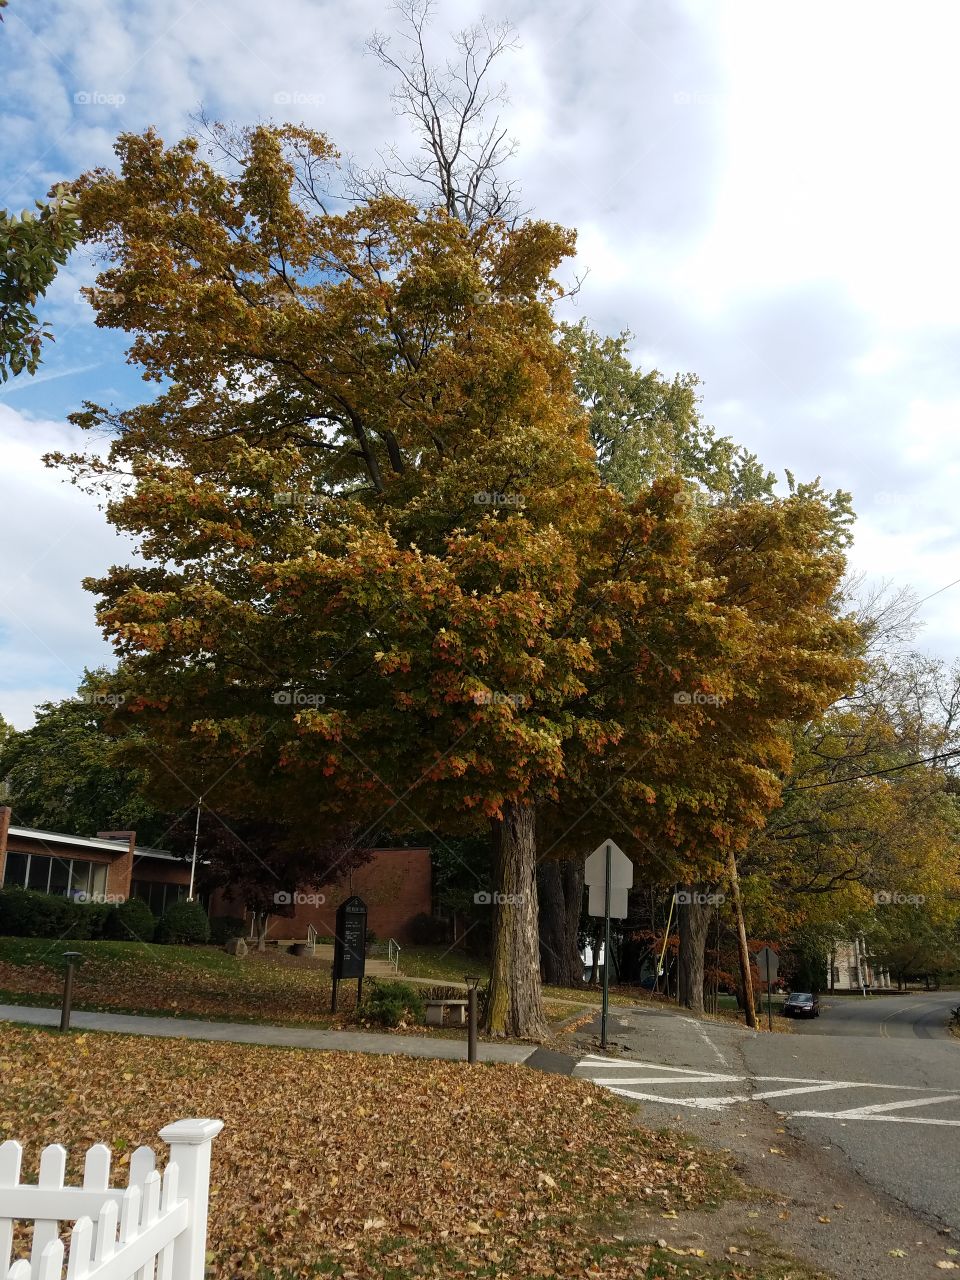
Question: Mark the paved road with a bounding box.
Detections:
[572,997,960,1240]
[789,990,958,1039]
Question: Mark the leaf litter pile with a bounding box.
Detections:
[0,1025,751,1279]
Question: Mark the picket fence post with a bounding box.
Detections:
[0,1118,222,1280]
[157,1120,223,1280]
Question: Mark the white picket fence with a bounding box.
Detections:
[0,1119,222,1280]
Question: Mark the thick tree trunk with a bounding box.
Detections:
[537,857,585,987]
[485,800,549,1040]
[677,886,714,1015]
[726,850,757,1028]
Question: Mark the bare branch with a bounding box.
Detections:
[358,0,526,227]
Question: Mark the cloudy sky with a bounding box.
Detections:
[1,0,958,727]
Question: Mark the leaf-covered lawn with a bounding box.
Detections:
[0,939,621,1031]
[0,1025,783,1280]
[0,937,355,1025]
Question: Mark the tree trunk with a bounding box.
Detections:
[485,799,549,1040]
[726,850,758,1029]
[537,857,585,987]
[254,912,269,952]
[677,886,714,1015]
[589,921,601,986]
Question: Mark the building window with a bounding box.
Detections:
[2,853,108,900]
[130,879,188,916]
[2,852,29,888]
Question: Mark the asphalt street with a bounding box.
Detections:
[573,993,960,1250]
[789,989,959,1039]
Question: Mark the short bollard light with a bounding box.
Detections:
[60,950,83,1032]
[465,973,481,1065]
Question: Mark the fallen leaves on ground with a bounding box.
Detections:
[0,940,357,1025]
[0,1024,741,1279]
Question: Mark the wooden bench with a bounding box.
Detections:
[425,998,469,1027]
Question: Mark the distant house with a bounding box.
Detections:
[0,807,432,943]
[828,935,892,990]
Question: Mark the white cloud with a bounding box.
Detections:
[0,406,135,728]
[1,0,959,723]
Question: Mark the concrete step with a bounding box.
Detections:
[269,940,401,979]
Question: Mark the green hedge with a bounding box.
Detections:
[105,896,156,943]
[359,980,426,1028]
[157,898,210,945]
[0,887,113,940]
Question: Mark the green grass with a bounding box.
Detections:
[394,944,489,982]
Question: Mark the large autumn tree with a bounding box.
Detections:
[58,121,863,1037]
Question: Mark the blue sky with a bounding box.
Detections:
[2,0,959,727]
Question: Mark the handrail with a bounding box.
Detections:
[306,924,318,957]
[387,938,401,972]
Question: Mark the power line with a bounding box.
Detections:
[790,745,960,791]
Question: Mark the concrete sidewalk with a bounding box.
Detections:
[0,1003,538,1063]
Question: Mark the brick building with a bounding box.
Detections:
[0,807,432,942]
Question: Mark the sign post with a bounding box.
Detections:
[584,839,634,1051]
[755,946,779,1031]
[332,896,367,1013]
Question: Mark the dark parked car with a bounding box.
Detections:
[782,991,820,1018]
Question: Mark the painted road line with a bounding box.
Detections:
[789,1112,960,1126]
[590,1075,742,1086]
[605,1087,744,1111]
[748,1083,866,1102]
[802,1094,960,1118]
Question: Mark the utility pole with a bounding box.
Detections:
[727,849,757,1029]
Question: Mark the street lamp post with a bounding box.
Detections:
[464,974,481,1064]
[60,951,83,1032]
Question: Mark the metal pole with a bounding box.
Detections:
[60,956,79,1032]
[765,956,773,1031]
[188,796,202,901]
[601,841,611,1050]
[331,975,338,1013]
[467,985,478,1064]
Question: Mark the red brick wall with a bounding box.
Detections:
[213,847,432,943]
[0,807,10,885]
[97,831,137,899]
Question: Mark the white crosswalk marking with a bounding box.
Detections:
[573,1056,960,1128]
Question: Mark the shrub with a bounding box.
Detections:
[0,887,111,939]
[209,915,246,946]
[407,912,449,946]
[156,898,210,945]
[106,897,156,943]
[359,980,426,1028]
